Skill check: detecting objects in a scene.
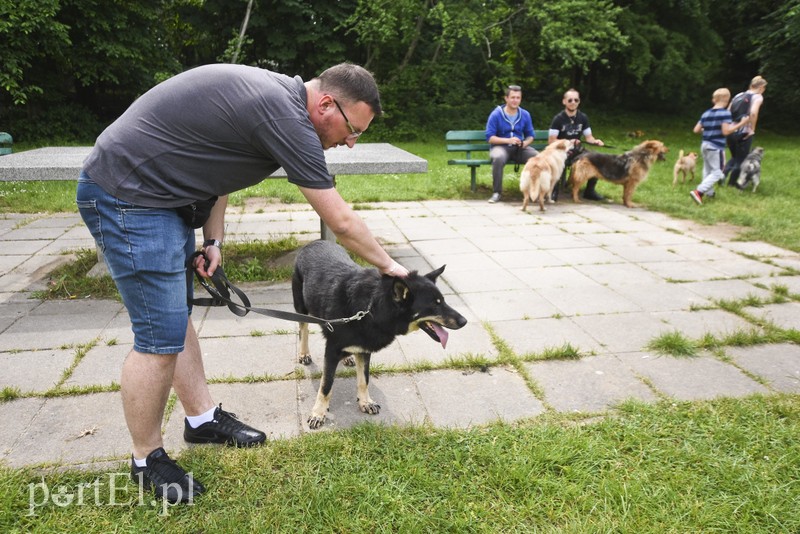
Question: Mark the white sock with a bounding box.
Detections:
[186,405,217,429]
[133,456,147,468]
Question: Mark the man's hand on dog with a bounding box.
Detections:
[383,260,409,278]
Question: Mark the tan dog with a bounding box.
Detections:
[520,139,575,212]
[672,149,698,186]
[570,140,668,208]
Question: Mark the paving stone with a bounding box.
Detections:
[297,373,429,433]
[618,352,769,400]
[4,392,129,467]
[414,367,545,428]
[526,354,657,412]
[725,343,800,393]
[0,348,74,393]
[743,302,800,331]
[492,317,603,357]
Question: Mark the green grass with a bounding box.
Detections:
[33,239,301,300]
[3,117,799,252]
[4,395,799,532]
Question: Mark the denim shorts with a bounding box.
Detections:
[76,172,195,354]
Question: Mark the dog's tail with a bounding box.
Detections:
[678,149,684,159]
[520,169,531,192]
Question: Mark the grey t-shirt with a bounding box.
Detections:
[83,64,334,207]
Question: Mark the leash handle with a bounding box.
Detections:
[185,251,369,329]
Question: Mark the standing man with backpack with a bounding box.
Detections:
[724,75,767,187]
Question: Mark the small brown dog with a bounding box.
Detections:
[570,140,668,208]
[520,139,575,212]
[672,149,698,186]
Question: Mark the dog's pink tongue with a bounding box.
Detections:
[432,323,449,349]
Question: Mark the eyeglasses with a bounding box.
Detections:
[333,99,362,140]
[567,98,580,103]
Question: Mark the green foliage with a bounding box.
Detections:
[2,0,799,141]
[0,0,69,105]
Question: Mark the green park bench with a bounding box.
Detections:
[446,129,550,192]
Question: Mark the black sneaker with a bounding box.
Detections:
[184,404,266,447]
[583,189,606,201]
[130,447,205,504]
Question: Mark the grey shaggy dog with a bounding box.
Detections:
[737,146,764,193]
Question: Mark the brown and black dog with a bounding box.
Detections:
[570,140,668,207]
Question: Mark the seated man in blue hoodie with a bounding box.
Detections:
[485,84,538,203]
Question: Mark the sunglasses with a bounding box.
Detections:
[567,98,580,103]
[333,99,363,140]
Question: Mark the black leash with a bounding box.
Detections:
[186,251,369,331]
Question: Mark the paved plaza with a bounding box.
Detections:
[1,199,799,469]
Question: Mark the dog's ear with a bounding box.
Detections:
[425,265,446,283]
[391,277,411,304]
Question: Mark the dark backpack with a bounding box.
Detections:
[730,91,751,122]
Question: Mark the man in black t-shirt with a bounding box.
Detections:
[548,88,606,201]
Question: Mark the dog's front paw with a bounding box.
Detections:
[307,414,326,429]
[342,356,355,367]
[359,400,381,415]
[298,353,312,365]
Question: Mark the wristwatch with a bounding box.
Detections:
[203,239,222,249]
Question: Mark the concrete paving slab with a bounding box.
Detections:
[442,268,526,293]
[608,282,708,312]
[0,313,109,351]
[4,392,129,467]
[395,320,495,365]
[525,354,658,413]
[577,262,663,285]
[0,397,46,462]
[484,249,565,269]
[603,244,682,263]
[725,343,800,393]
[537,284,641,316]
[0,348,75,393]
[509,265,599,289]
[460,289,561,322]
[702,257,785,278]
[618,352,769,401]
[414,367,545,428]
[526,233,595,250]
[491,317,603,357]
[570,312,674,353]
[64,343,128,388]
[679,279,773,301]
[743,302,800,331]
[722,240,797,258]
[749,275,800,295]
[651,309,755,340]
[424,251,501,273]
[641,260,728,282]
[199,335,300,380]
[297,373,428,433]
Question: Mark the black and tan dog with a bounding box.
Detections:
[292,240,467,429]
[570,140,668,207]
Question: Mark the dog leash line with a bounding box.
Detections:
[186,251,371,331]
